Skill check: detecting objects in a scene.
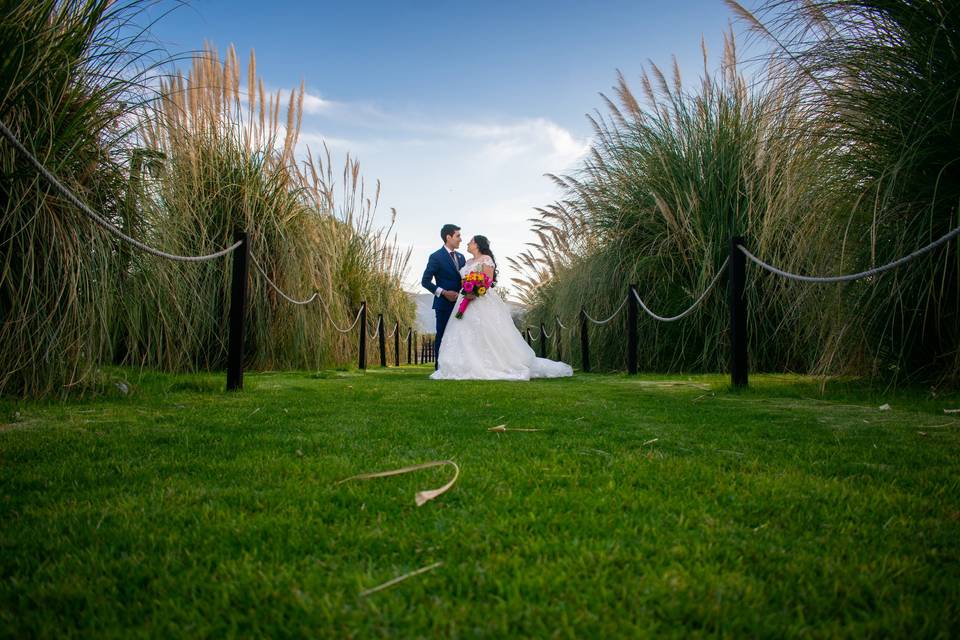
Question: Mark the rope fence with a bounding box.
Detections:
[249,255,424,370]
[7,114,959,389]
[1,116,429,389]
[521,222,958,383]
[524,257,729,373]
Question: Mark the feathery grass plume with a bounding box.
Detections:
[124,44,412,372]
[516,30,848,373]
[0,0,162,397]
[732,0,960,384]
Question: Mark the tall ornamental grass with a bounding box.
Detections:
[517,34,848,373]
[732,0,960,382]
[0,0,155,397]
[125,46,413,372]
[1,4,414,398]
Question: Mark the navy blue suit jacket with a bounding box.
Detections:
[421,248,466,311]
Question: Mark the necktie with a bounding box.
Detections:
[449,251,457,266]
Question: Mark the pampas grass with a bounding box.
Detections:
[1,6,413,397]
[124,44,413,372]
[516,32,848,374]
[0,0,158,396]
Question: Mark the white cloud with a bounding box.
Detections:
[302,92,334,114]
[452,118,590,167]
[299,131,365,153]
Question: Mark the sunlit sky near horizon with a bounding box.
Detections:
[143,0,754,296]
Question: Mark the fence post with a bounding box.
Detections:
[580,308,590,373]
[729,236,748,387]
[226,230,249,391]
[358,301,367,370]
[378,314,387,367]
[525,327,531,347]
[430,337,435,363]
[407,329,412,365]
[539,322,547,358]
[394,321,400,367]
[555,316,562,361]
[627,284,638,374]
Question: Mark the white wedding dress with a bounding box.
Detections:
[430,256,574,381]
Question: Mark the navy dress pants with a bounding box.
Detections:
[435,306,453,368]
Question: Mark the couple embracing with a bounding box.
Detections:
[421,224,573,381]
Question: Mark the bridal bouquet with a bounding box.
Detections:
[455,272,493,319]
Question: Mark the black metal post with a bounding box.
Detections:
[226,231,249,391]
[555,317,562,361]
[729,236,748,387]
[431,338,436,362]
[539,322,547,358]
[358,301,367,370]
[407,329,412,365]
[414,332,419,364]
[580,308,590,373]
[393,322,400,367]
[627,284,638,375]
[378,314,387,367]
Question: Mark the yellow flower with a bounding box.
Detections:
[478,287,486,295]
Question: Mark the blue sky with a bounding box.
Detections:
[145,0,748,294]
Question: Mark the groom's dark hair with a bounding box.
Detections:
[440,224,460,243]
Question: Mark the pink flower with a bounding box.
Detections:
[463,282,474,292]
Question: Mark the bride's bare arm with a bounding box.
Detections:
[479,255,496,283]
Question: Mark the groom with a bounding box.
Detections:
[421,224,465,368]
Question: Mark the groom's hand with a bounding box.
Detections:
[442,290,458,302]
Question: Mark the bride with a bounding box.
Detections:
[430,235,573,381]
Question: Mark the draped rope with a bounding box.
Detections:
[250,253,318,305]
[738,228,960,283]
[632,257,729,322]
[0,118,242,262]
[583,296,629,325]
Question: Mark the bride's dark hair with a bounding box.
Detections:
[472,235,498,286]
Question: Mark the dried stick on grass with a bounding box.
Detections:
[488,424,542,432]
[337,460,459,506]
[359,561,444,597]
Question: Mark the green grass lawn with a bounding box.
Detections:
[1,367,958,638]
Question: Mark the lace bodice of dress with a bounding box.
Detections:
[460,255,495,277]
